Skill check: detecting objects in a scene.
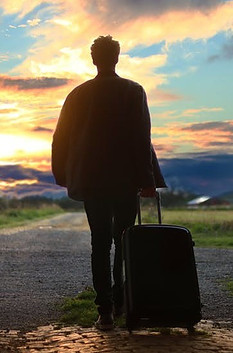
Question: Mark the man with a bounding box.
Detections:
[52,35,166,330]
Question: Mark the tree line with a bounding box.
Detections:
[0,190,196,211]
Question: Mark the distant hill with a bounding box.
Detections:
[160,154,233,197]
[216,191,233,204]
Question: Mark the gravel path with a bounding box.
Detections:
[0,212,232,331]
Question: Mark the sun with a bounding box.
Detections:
[0,134,51,159]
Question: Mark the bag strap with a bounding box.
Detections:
[137,191,162,225]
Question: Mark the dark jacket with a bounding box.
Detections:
[52,71,166,200]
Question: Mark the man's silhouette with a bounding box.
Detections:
[52,35,166,330]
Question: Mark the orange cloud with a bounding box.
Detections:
[182,107,224,117]
[1,0,233,170]
[0,179,38,190]
[152,120,233,156]
[7,1,232,115]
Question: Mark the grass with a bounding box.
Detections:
[226,281,233,295]
[59,287,125,328]
[0,205,63,228]
[59,287,208,335]
[1,205,233,248]
[221,278,233,296]
[59,287,98,327]
[142,208,233,248]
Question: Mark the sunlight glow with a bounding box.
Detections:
[0,134,51,159]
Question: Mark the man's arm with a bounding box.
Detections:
[132,85,155,190]
[51,95,72,186]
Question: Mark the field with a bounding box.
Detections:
[142,207,233,248]
[0,204,233,248]
[0,205,63,229]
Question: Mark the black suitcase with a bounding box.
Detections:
[122,192,202,333]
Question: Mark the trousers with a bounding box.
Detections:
[84,192,137,314]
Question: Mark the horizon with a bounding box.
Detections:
[0,0,233,195]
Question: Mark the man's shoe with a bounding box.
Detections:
[95,313,114,331]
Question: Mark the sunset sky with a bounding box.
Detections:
[0,0,233,194]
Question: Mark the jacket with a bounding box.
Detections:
[52,71,166,200]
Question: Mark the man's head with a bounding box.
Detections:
[91,35,120,70]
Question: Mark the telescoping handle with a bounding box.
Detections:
[137,191,162,225]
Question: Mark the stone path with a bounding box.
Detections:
[1,321,233,353]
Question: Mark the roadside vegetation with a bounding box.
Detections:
[0,205,64,228]
[60,287,98,327]
[0,196,83,228]
[0,192,233,248]
[59,287,125,328]
[221,278,233,296]
[59,287,207,334]
[142,205,233,248]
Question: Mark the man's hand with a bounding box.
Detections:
[140,186,156,198]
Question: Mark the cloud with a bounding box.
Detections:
[81,0,223,23]
[160,153,233,196]
[0,0,223,18]
[0,108,18,114]
[27,18,41,27]
[152,120,233,157]
[208,36,233,62]
[11,1,233,79]
[182,121,233,132]
[32,126,53,133]
[181,107,223,117]
[0,0,232,172]
[0,54,10,62]
[148,88,183,106]
[0,164,53,183]
[0,75,70,90]
[1,153,233,199]
[0,164,66,199]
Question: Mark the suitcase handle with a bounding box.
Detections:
[137,191,162,225]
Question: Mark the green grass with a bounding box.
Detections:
[0,205,63,228]
[59,287,125,328]
[59,288,208,335]
[59,287,98,327]
[142,208,233,248]
[221,278,233,296]
[226,281,233,295]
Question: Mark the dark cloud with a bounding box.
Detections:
[208,54,220,63]
[222,39,233,59]
[208,141,233,147]
[0,165,54,184]
[160,154,233,196]
[32,126,53,133]
[208,37,233,62]
[182,121,233,132]
[86,0,223,23]
[0,76,69,90]
[1,153,233,199]
[0,165,66,199]
[0,181,66,199]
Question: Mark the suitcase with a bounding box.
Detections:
[122,192,202,333]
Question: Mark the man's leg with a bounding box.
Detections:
[84,198,113,315]
[112,193,138,313]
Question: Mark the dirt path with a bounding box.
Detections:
[0,212,232,332]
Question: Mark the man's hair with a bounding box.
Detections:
[91,35,120,66]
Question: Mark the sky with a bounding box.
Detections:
[0,0,233,196]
